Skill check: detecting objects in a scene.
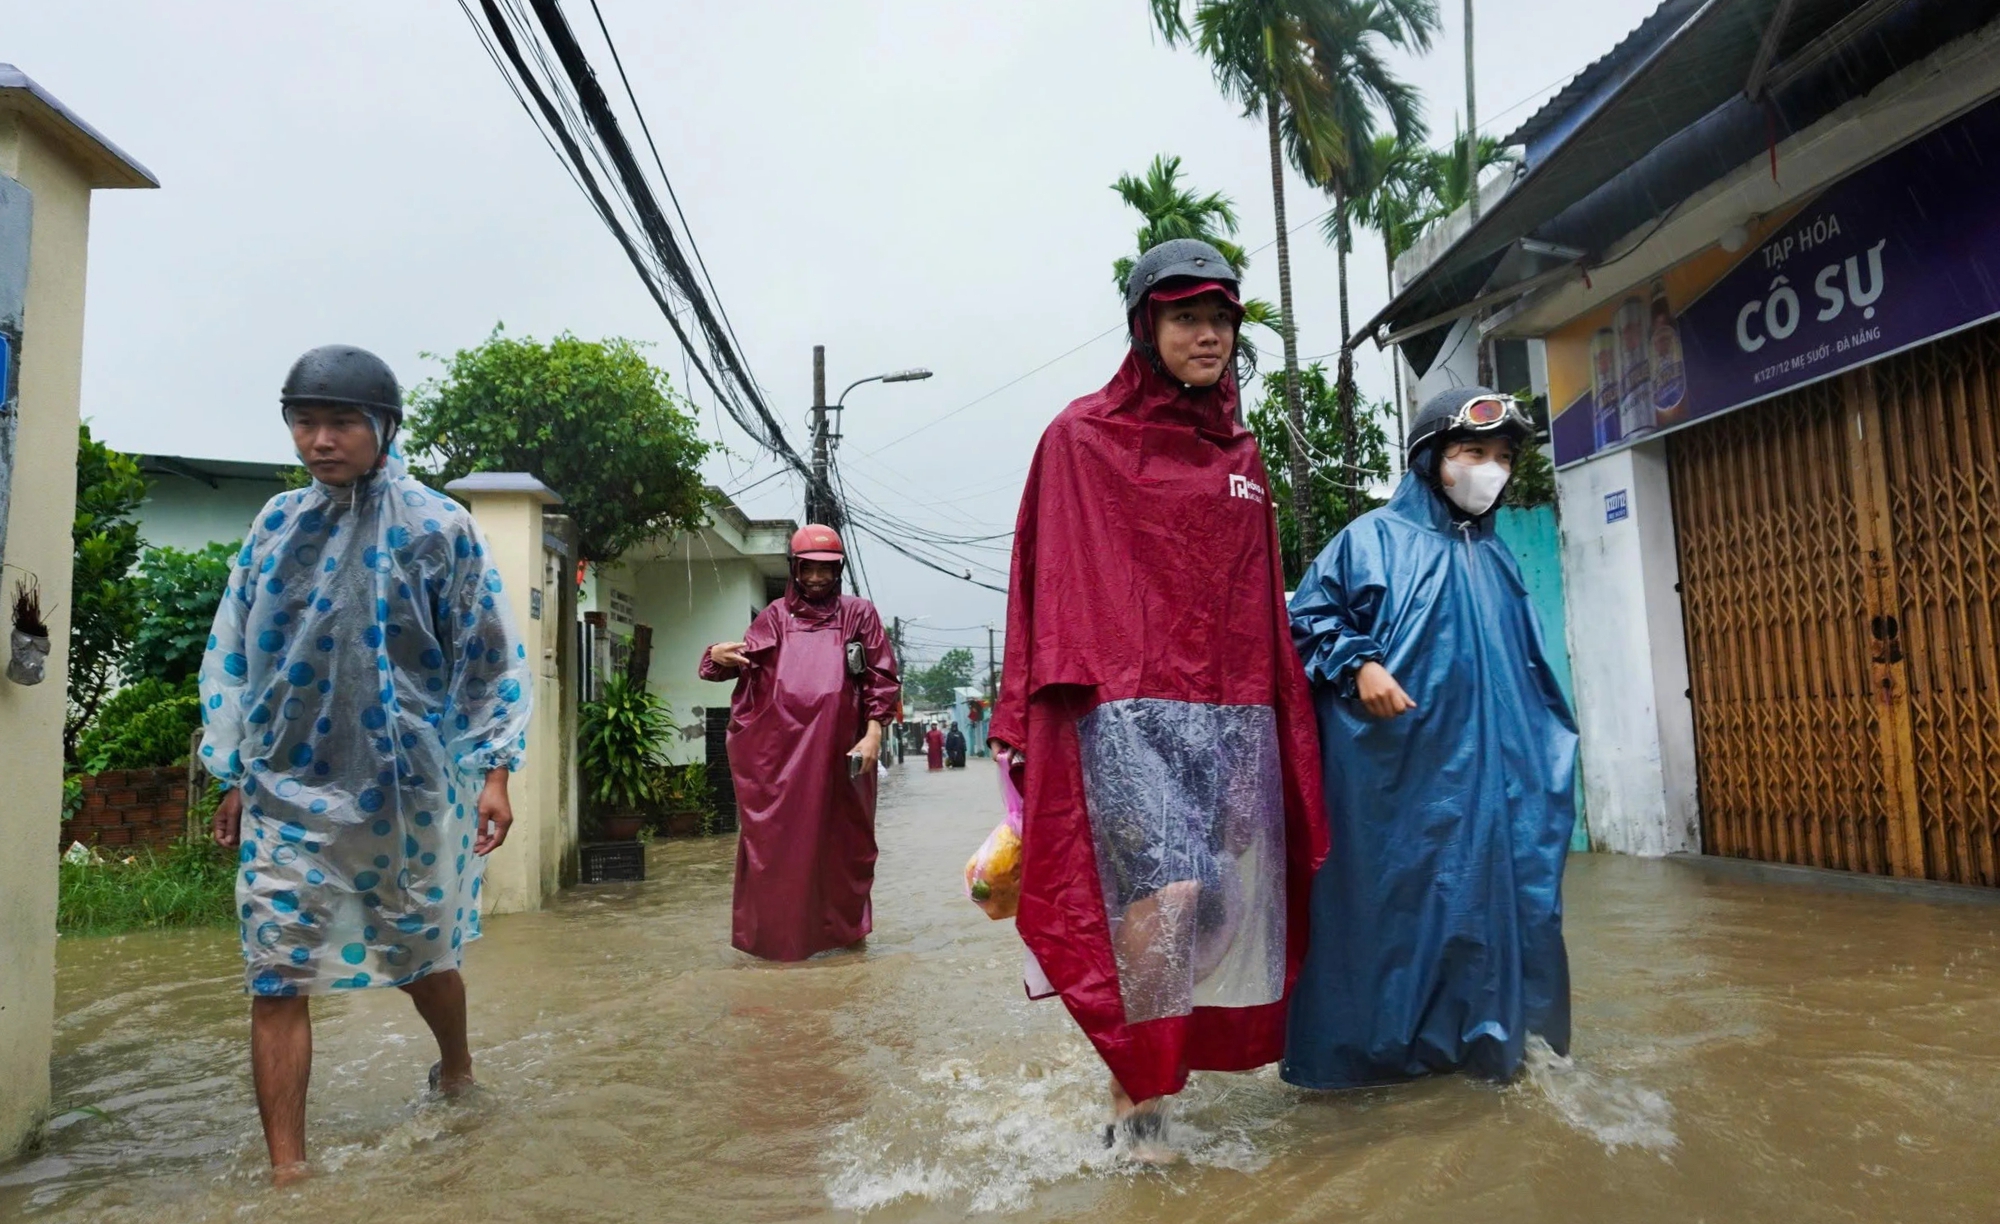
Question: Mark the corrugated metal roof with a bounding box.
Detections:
[1370,0,2000,375]
[1504,0,1703,151]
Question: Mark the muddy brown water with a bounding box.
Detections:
[7,764,2000,1222]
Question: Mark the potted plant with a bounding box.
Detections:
[578,674,668,842]
[652,761,717,838]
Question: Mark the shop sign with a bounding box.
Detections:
[1548,93,2000,467]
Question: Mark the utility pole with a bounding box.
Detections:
[890,615,905,764]
[808,343,829,526]
[987,624,998,703]
[1465,0,1479,222]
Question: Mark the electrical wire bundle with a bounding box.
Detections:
[458,0,814,494]
[461,0,1025,596]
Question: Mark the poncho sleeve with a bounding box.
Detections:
[697,648,737,682]
[1289,525,1390,700]
[851,603,900,725]
[438,519,534,775]
[195,533,263,787]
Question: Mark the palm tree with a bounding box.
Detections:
[1423,122,1518,218]
[1150,0,1343,569]
[1111,154,1284,344]
[1336,131,1433,462]
[1292,0,1436,525]
[1110,154,1251,290]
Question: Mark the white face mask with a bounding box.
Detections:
[1440,457,1511,516]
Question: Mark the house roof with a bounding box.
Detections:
[1371,0,2000,374]
[1503,0,1704,152]
[0,64,156,189]
[136,454,291,487]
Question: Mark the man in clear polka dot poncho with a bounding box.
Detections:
[197,344,533,1179]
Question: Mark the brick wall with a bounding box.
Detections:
[67,767,190,850]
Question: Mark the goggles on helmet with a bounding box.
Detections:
[1444,394,1532,436]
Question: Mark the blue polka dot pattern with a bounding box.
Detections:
[196,462,528,997]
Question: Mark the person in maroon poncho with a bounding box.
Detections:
[988,239,1328,1162]
[700,525,900,961]
[925,724,946,771]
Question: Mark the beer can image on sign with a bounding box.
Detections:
[1649,280,1687,418]
[1616,296,1656,438]
[1590,328,1622,450]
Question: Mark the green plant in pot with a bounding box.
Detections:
[579,675,668,842]
[651,760,718,837]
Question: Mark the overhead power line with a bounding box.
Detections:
[460,0,814,495]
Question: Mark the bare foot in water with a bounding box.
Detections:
[271,1160,312,1188]
[428,1060,476,1100]
[1108,1077,1181,1167]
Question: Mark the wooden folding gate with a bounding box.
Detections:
[1669,317,2000,885]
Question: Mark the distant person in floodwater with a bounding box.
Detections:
[990,239,1328,1164]
[926,723,945,771]
[701,525,900,961]
[1281,386,1579,1092]
[944,723,967,768]
[198,345,532,1182]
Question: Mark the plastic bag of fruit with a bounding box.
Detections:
[964,749,1025,919]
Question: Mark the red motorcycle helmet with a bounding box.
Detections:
[790,524,845,562]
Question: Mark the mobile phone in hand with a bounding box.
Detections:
[848,752,864,778]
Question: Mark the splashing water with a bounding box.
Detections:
[823,1039,1285,1214]
[1519,1035,1677,1155]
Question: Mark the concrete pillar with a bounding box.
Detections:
[445,473,576,915]
[1555,440,1700,855]
[0,69,155,1159]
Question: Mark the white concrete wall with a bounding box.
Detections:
[1554,441,1700,855]
[136,470,281,552]
[627,554,769,766]
[451,480,575,915]
[0,110,117,1157]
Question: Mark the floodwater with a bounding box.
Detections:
[7,765,2000,1223]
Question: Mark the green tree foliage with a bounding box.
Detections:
[1247,362,1391,584]
[1111,154,1248,287]
[1150,0,1348,569]
[405,328,711,563]
[128,541,237,686]
[908,647,978,710]
[1504,443,1557,510]
[1422,124,1519,220]
[67,424,147,763]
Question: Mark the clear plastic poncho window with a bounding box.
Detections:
[1077,698,1287,1024]
[198,441,533,997]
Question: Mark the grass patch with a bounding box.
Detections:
[58,840,238,937]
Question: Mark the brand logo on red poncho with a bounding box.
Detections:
[1227,474,1267,504]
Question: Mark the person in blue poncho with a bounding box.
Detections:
[1280,386,1579,1091]
[198,344,534,1181]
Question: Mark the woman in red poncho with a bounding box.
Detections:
[988,239,1327,1160]
[701,525,900,961]
[925,724,945,771]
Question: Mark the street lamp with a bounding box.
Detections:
[806,346,933,530]
[837,367,933,410]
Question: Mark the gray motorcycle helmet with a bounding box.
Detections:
[1122,238,1242,316]
[280,345,404,442]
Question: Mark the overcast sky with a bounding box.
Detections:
[5,0,1661,662]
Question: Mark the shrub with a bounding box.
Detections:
[129,541,238,686]
[76,676,202,773]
